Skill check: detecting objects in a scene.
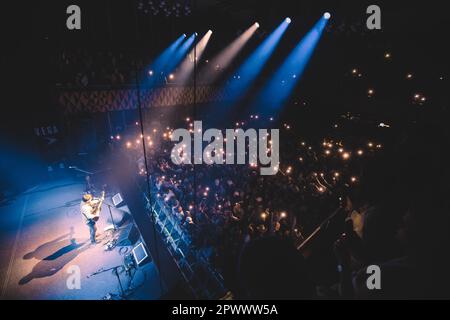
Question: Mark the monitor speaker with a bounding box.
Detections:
[117,223,139,246]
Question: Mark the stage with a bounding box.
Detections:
[0,178,161,300]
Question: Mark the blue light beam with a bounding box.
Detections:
[223,18,291,102]
[253,15,329,115]
[164,33,196,75]
[145,34,186,86]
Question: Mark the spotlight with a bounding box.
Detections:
[194,32,198,36]
[199,22,259,84]
[225,17,290,102]
[176,30,213,83]
[253,14,329,114]
[169,73,175,80]
[183,33,187,37]
[148,70,153,76]
[324,12,331,19]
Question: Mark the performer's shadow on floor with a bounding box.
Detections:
[19,233,90,285]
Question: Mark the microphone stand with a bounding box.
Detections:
[103,202,118,231]
[102,199,132,232]
[87,265,126,299]
[68,166,94,175]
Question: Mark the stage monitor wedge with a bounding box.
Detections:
[132,242,150,266]
[112,192,124,207]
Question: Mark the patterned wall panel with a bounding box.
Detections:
[58,86,226,115]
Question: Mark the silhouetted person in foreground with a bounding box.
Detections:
[238,236,314,299]
[334,123,450,298]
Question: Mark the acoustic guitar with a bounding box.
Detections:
[91,189,105,222]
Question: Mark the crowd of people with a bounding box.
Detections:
[111,111,449,299]
[113,112,450,299]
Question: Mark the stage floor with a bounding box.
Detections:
[0,178,162,300]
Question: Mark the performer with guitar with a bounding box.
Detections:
[80,190,105,244]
